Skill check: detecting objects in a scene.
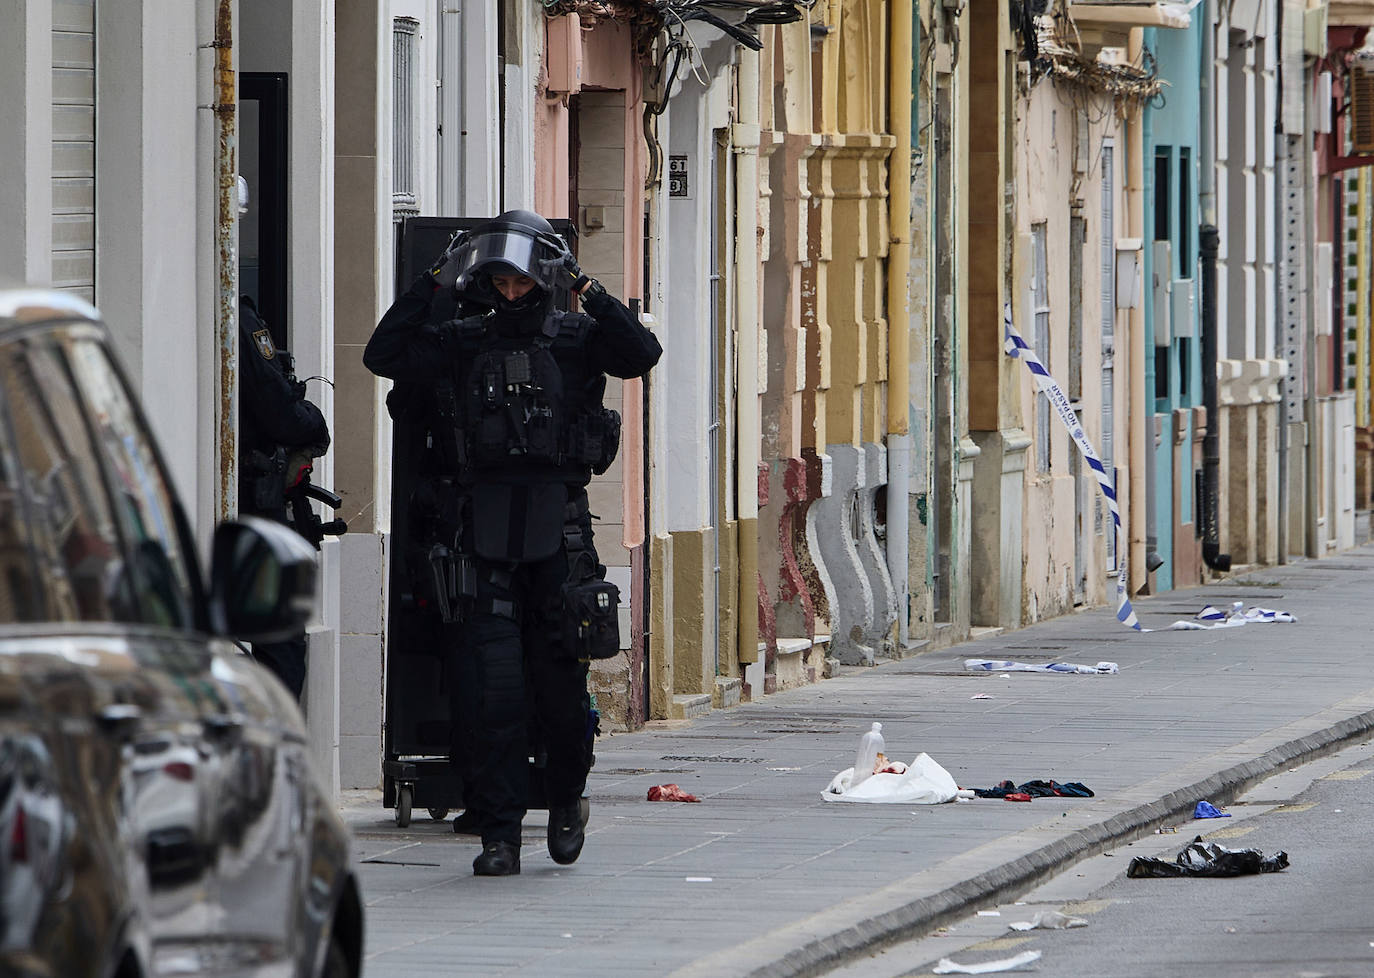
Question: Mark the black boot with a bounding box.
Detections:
[547,801,587,865]
[473,841,520,876]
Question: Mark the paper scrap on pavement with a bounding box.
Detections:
[932,949,1043,974]
[822,752,960,804]
[1009,910,1088,930]
[965,659,1118,675]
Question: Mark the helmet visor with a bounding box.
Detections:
[452,228,563,292]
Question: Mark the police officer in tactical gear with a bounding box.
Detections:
[364,210,661,876]
[238,295,331,699]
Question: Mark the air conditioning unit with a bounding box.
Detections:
[1171,278,1196,339]
[1352,53,1374,155]
[1153,240,1172,347]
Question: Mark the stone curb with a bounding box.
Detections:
[694,704,1374,978]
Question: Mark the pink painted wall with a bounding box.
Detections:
[534,16,650,551]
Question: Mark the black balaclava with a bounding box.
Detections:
[481,266,553,336]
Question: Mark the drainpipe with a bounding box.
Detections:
[1127,29,1149,589]
[734,49,761,667]
[212,0,237,523]
[1142,68,1162,579]
[1303,95,1320,558]
[1274,0,1288,561]
[1198,0,1230,571]
[885,0,915,645]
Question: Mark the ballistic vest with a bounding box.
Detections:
[433,309,620,488]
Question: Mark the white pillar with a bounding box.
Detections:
[0,1,53,285]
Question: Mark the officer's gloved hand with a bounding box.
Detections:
[542,243,602,299]
[426,235,465,291]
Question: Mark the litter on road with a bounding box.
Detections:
[971,779,1095,799]
[932,949,1043,973]
[1192,800,1231,818]
[1126,837,1289,878]
[647,784,701,802]
[1168,601,1297,630]
[1008,910,1088,930]
[822,752,974,804]
[965,659,1118,674]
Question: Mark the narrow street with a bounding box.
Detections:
[344,537,1374,976]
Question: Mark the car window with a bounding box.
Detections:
[0,329,195,629]
[62,334,197,629]
[0,333,138,623]
[0,417,44,622]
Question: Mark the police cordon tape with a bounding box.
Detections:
[1002,304,1297,634]
[1002,303,1143,631]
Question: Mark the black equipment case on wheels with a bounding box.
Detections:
[381,216,579,828]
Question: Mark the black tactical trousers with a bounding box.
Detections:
[253,634,307,700]
[451,515,596,847]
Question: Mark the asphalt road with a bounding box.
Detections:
[833,738,1374,978]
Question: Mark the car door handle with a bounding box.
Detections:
[95,703,142,737]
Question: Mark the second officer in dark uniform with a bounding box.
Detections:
[364,210,660,876]
[239,295,331,699]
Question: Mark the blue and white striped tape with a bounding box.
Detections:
[1003,304,1142,631]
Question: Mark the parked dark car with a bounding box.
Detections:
[0,289,363,978]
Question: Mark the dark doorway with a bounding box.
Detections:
[239,72,290,349]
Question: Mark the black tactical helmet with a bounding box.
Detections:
[449,209,571,295]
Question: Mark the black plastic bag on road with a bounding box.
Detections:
[1126,836,1290,878]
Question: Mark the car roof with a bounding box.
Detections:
[0,289,102,333]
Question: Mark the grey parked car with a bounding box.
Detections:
[0,289,363,978]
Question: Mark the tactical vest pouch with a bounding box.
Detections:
[465,346,565,467]
[470,482,567,562]
[423,544,475,624]
[561,576,621,661]
[567,407,621,475]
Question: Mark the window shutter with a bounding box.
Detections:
[1351,58,1374,155]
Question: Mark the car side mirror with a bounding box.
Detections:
[208,516,318,642]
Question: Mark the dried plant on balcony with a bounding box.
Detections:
[1034,14,1167,109]
[542,0,666,60]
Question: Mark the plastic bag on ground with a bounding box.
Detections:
[1192,800,1230,819]
[1126,836,1289,878]
[932,949,1043,974]
[822,752,960,804]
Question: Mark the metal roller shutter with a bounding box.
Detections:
[52,0,95,299]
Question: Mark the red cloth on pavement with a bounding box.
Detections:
[647,783,701,803]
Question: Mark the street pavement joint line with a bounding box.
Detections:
[1198,825,1255,840]
[668,699,1374,978]
[1319,769,1370,780]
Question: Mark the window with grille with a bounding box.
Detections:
[1031,222,1051,473]
[392,17,419,223]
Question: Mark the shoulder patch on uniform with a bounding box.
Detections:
[252,329,276,359]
